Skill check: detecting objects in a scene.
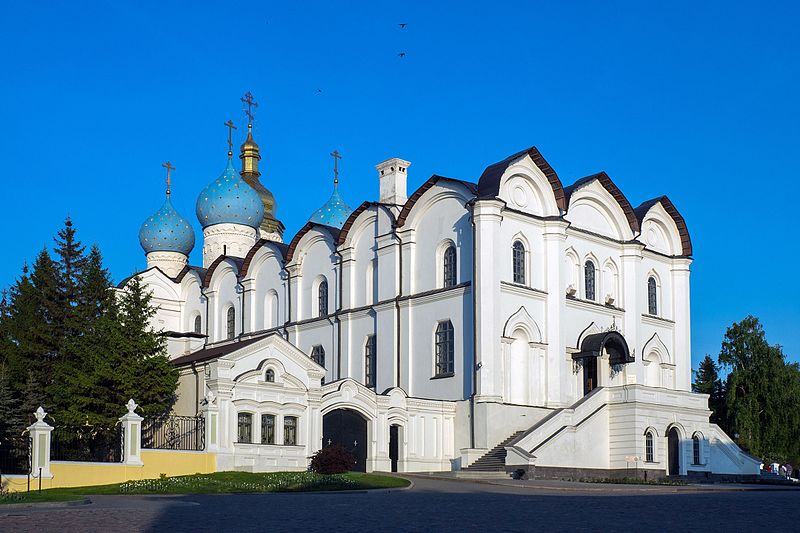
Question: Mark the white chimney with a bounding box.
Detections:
[376,158,410,205]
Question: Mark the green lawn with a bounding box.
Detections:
[0,471,410,505]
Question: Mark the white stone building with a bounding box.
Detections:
[131,116,759,478]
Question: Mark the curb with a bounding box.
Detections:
[0,496,91,511]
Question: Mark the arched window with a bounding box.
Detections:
[435,320,455,376]
[226,307,235,340]
[311,345,325,368]
[365,335,377,389]
[443,245,457,288]
[512,241,526,285]
[648,276,658,315]
[265,369,275,382]
[318,279,329,316]
[284,416,298,445]
[193,315,202,334]
[645,431,654,462]
[261,414,275,444]
[584,260,596,301]
[692,434,701,465]
[237,412,253,443]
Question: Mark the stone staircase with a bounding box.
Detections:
[462,431,524,472]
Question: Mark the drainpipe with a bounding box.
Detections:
[200,285,210,347]
[284,267,292,341]
[469,199,477,449]
[334,248,344,381]
[237,277,246,339]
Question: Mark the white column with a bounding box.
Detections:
[543,221,567,406]
[27,407,53,478]
[119,399,144,466]
[202,391,220,452]
[672,258,692,391]
[473,200,503,402]
[621,244,643,385]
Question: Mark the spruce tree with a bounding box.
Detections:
[0,362,18,439]
[692,354,725,424]
[53,216,86,312]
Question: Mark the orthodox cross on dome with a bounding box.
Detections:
[162,161,175,197]
[224,119,237,157]
[241,91,258,127]
[330,149,342,185]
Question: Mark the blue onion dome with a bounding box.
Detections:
[196,158,265,229]
[139,197,196,255]
[309,183,352,229]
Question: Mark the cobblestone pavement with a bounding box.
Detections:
[1,476,798,532]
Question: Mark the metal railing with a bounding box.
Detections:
[0,435,31,475]
[142,415,205,451]
[51,426,123,463]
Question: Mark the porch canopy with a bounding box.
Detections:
[572,330,634,365]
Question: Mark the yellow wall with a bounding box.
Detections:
[3,450,216,492]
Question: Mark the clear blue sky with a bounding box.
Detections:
[1,1,797,368]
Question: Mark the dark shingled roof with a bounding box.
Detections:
[202,256,244,288]
[171,332,275,367]
[563,171,640,235]
[285,222,341,263]
[634,196,693,257]
[239,239,289,278]
[476,146,566,210]
[395,175,477,228]
[336,201,378,246]
[573,331,634,365]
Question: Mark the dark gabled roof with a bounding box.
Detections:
[395,175,477,228]
[202,256,244,289]
[117,264,205,288]
[239,239,289,279]
[336,201,378,246]
[476,146,566,210]
[564,171,640,235]
[171,332,275,367]
[634,196,693,257]
[285,222,341,263]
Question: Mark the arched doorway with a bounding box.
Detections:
[667,427,680,476]
[322,409,368,472]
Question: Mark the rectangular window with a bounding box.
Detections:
[435,320,455,376]
[237,412,253,443]
[365,335,376,388]
[311,345,325,368]
[284,416,298,446]
[261,414,275,445]
[645,433,654,462]
[693,437,701,465]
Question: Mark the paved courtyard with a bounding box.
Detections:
[2,476,798,532]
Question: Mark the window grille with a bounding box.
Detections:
[512,241,526,284]
[443,245,457,288]
[365,335,377,388]
[318,279,329,316]
[435,320,455,376]
[645,432,654,462]
[237,412,253,443]
[648,277,658,315]
[693,435,701,465]
[284,416,298,446]
[584,261,596,301]
[194,315,201,334]
[226,307,235,340]
[261,414,275,444]
[311,345,325,368]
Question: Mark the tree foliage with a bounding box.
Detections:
[704,315,800,464]
[692,354,725,424]
[0,219,178,429]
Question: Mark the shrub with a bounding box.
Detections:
[309,445,356,474]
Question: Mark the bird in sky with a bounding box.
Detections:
[317,88,323,93]
[398,52,406,58]
[399,23,407,28]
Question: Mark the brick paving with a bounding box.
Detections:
[1,476,798,532]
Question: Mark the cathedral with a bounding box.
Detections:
[131,96,759,478]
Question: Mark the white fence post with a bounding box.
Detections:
[28,406,53,478]
[202,391,219,452]
[119,399,144,466]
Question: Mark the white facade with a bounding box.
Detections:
[132,145,758,478]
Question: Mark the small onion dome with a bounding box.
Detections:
[196,158,265,229]
[139,197,196,255]
[309,184,352,229]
